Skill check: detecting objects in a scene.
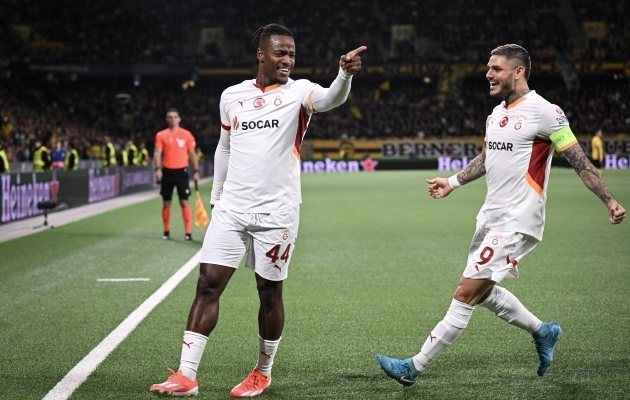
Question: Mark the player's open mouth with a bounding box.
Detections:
[278,66,291,76]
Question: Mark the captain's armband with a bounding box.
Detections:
[550,126,577,152]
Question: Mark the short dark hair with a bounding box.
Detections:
[166,108,180,117]
[490,44,531,81]
[252,23,293,49]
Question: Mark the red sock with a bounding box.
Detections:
[162,207,171,232]
[182,205,191,235]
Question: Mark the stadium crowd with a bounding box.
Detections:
[1,0,628,65]
[1,0,629,164]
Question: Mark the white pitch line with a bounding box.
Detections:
[43,250,201,400]
[97,278,151,282]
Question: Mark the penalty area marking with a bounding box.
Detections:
[43,249,202,400]
[97,278,151,282]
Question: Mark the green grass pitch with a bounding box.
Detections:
[0,169,629,399]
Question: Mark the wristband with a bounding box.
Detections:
[194,169,199,173]
[448,174,461,189]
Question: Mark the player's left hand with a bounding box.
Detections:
[607,200,626,224]
[426,177,453,199]
[340,46,367,75]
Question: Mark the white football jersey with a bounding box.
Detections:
[478,90,574,240]
[217,78,321,213]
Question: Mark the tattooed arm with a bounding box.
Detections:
[562,143,626,224]
[426,147,486,199]
[455,146,487,185]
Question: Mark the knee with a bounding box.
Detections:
[257,280,283,307]
[195,272,222,300]
[453,285,474,304]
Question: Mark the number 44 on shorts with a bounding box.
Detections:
[265,244,292,268]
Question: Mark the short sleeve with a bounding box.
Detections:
[301,81,322,113]
[540,105,577,151]
[154,133,163,149]
[538,104,570,139]
[187,131,196,150]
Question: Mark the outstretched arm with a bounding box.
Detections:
[426,147,486,199]
[562,143,625,224]
[308,46,367,113]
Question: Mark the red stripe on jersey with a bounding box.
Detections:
[221,123,230,131]
[293,105,310,159]
[526,138,552,195]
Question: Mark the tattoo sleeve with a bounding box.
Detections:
[457,147,486,185]
[562,143,614,205]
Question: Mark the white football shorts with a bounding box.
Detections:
[200,205,300,281]
[463,225,539,283]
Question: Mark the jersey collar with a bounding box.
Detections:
[253,81,282,93]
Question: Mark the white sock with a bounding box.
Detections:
[256,335,281,377]
[412,299,474,372]
[179,331,208,380]
[478,286,542,334]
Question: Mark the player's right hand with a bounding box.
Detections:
[155,169,163,183]
[340,46,367,75]
[426,177,453,199]
[608,200,626,224]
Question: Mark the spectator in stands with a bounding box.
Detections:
[0,140,9,173]
[50,140,67,170]
[64,140,80,170]
[32,138,51,172]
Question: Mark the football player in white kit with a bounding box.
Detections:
[376,44,626,386]
[150,23,366,398]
